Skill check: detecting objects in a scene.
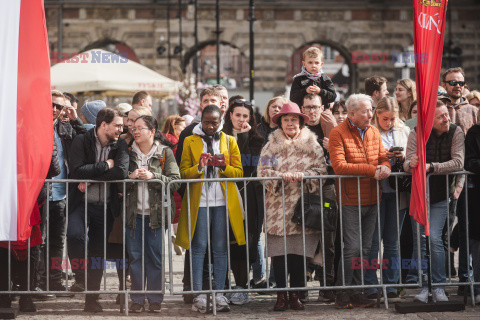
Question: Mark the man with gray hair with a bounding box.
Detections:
[329,93,391,309]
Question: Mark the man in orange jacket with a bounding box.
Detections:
[329,93,391,309]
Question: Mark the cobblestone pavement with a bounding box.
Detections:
[6,246,480,319]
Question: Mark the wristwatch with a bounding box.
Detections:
[428,162,434,173]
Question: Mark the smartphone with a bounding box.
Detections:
[389,146,404,152]
[212,154,225,166]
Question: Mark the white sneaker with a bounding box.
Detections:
[414,288,429,303]
[474,294,480,305]
[432,288,449,302]
[192,294,208,313]
[229,290,249,305]
[215,294,230,312]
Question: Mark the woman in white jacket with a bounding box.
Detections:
[364,96,410,298]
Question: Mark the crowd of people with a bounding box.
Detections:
[1,47,479,315]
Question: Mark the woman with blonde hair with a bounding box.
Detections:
[395,79,416,121]
[257,96,289,143]
[364,96,410,298]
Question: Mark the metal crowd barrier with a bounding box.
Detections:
[0,173,478,316]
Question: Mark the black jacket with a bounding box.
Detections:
[55,118,87,175]
[68,128,129,214]
[464,124,480,240]
[257,117,277,146]
[225,131,264,263]
[176,118,200,166]
[290,74,336,107]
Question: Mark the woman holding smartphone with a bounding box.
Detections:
[176,105,245,313]
[364,97,410,298]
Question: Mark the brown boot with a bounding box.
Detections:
[289,291,305,310]
[273,292,288,311]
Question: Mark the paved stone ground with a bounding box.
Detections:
[6,245,480,319]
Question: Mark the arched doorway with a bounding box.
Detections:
[287,41,356,99]
[83,38,140,64]
[183,41,249,89]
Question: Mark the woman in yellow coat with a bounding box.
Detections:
[176,105,245,313]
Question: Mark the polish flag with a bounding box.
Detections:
[0,0,52,241]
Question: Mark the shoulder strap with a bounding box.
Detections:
[161,148,166,171]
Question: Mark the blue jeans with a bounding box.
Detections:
[126,215,164,305]
[251,238,266,282]
[364,193,405,294]
[191,206,228,292]
[407,200,448,288]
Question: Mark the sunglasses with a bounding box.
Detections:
[444,80,465,87]
[232,99,252,107]
[52,102,64,110]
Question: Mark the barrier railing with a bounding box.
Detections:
[0,172,477,315]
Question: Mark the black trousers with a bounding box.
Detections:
[67,203,113,292]
[272,254,305,289]
[0,247,30,303]
[33,199,66,287]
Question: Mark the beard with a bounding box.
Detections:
[106,131,120,144]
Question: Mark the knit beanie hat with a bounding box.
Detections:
[81,100,106,124]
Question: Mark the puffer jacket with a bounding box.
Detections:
[125,144,180,230]
[329,119,390,206]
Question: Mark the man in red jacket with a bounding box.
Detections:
[329,94,391,309]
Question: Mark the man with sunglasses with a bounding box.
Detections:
[441,68,477,297]
[32,91,87,298]
[441,67,477,134]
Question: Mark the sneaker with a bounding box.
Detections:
[70,281,85,292]
[49,283,74,298]
[192,294,208,313]
[335,292,353,309]
[129,302,144,313]
[19,296,37,312]
[365,291,379,300]
[83,297,102,313]
[149,302,161,313]
[318,290,336,303]
[228,291,249,305]
[215,294,230,312]
[432,288,449,302]
[386,291,399,299]
[414,287,429,303]
[351,294,375,308]
[474,294,480,305]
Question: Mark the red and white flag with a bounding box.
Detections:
[0,0,52,241]
[410,0,448,236]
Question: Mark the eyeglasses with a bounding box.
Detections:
[302,105,322,111]
[52,102,64,110]
[132,127,149,133]
[444,80,465,87]
[233,99,252,107]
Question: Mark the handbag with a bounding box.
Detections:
[388,159,411,192]
[292,190,337,232]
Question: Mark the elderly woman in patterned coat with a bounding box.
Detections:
[257,102,327,312]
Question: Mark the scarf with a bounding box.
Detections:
[193,122,223,189]
[200,130,221,181]
[295,65,324,82]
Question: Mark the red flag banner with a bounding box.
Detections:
[410,0,448,236]
[0,0,52,241]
